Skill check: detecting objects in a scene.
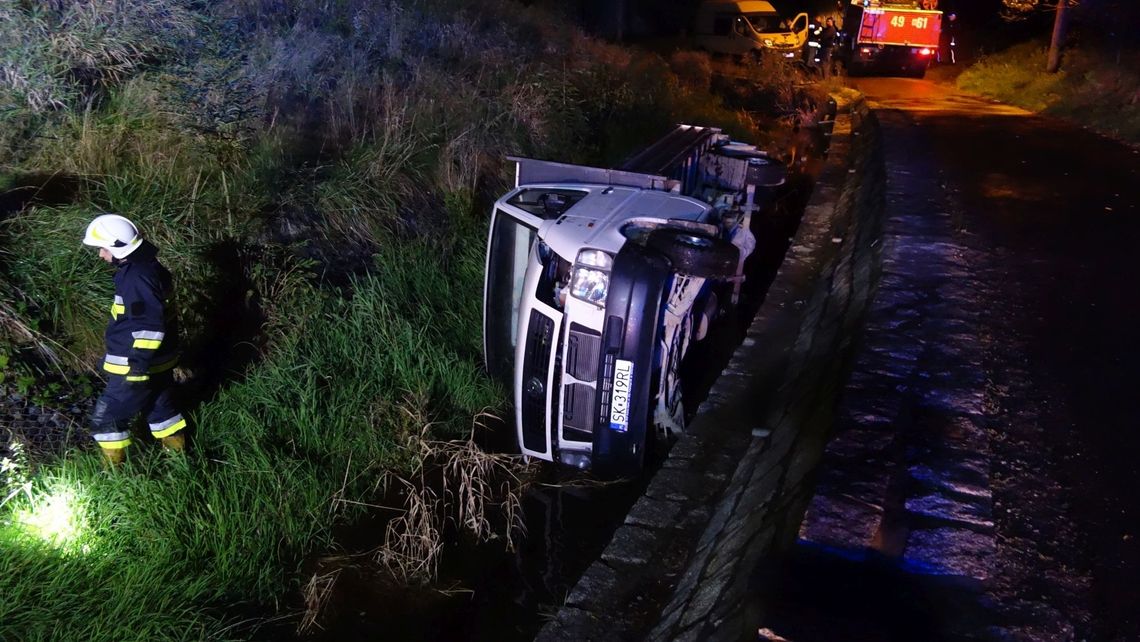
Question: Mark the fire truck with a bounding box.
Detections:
[839,0,943,78]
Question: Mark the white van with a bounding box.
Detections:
[693,0,809,58]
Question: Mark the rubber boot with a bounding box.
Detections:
[100,446,126,467]
[161,431,186,452]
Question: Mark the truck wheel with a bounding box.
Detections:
[646,229,739,279]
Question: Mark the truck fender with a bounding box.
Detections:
[591,243,672,478]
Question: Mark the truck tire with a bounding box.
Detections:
[646,228,739,279]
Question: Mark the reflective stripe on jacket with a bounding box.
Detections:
[102,241,180,381]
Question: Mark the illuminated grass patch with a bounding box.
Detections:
[13,483,85,550]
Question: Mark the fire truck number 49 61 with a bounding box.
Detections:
[890,15,930,29]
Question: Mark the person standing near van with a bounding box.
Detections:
[820,16,839,77]
[82,214,186,466]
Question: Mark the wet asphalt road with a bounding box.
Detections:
[769,77,1140,641]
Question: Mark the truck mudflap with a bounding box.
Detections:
[591,242,672,477]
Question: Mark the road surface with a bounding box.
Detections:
[765,77,1140,641]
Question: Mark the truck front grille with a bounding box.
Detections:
[563,324,601,442]
[562,382,596,442]
[567,324,601,381]
[520,310,555,452]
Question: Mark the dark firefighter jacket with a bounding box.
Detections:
[102,241,180,382]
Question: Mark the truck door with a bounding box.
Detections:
[484,186,587,385]
[791,12,809,47]
[483,208,536,385]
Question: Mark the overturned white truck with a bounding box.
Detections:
[483,125,786,476]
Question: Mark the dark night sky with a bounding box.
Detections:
[579,0,1135,43]
[768,0,1007,27]
[594,0,1011,37]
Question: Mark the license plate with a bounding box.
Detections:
[609,359,633,432]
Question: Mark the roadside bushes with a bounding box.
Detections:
[670,51,714,93]
[958,40,1140,143]
[213,0,767,273]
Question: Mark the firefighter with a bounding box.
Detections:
[806,16,824,68]
[940,12,959,64]
[82,214,186,466]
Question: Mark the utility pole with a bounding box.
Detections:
[1046,0,1068,72]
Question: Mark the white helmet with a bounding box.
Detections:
[83,214,142,259]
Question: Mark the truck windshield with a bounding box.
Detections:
[747,14,783,33]
[484,208,536,384]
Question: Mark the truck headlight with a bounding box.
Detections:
[569,250,613,305]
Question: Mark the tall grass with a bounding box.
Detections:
[0,0,198,163]
[0,228,501,640]
[0,0,196,114]
[315,93,434,244]
[25,77,247,236]
[1,78,254,364]
[204,237,500,468]
[0,204,110,358]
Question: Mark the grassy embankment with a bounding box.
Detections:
[956,40,1140,144]
[0,0,777,638]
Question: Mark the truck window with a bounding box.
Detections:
[505,188,587,219]
[484,210,536,383]
[733,16,749,36]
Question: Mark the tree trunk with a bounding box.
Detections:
[1046,0,1068,73]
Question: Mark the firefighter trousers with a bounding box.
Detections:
[90,371,186,451]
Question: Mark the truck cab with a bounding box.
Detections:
[693,0,809,59]
[483,126,786,476]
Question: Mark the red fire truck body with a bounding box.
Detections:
[841,1,942,78]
